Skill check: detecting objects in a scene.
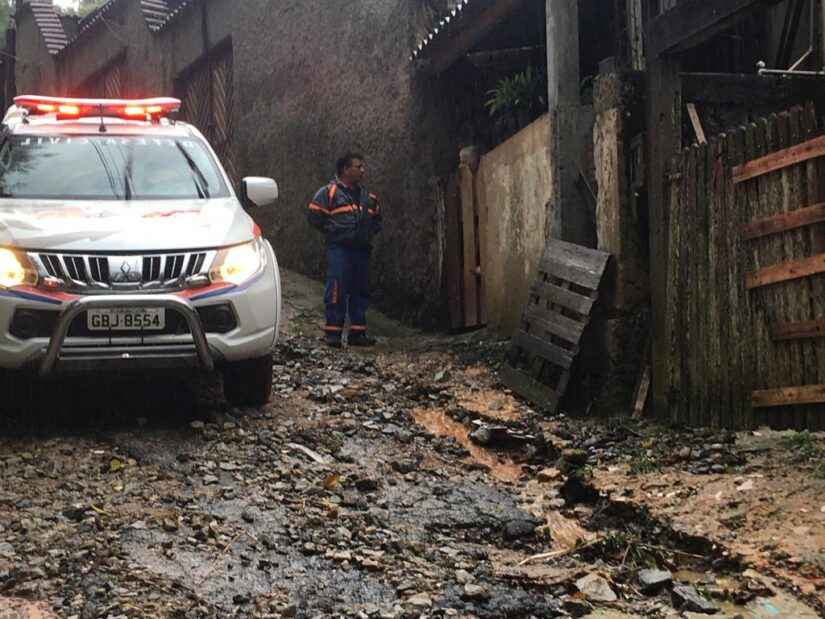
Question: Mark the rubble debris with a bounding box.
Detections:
[576,573,618,603]
[671,584,720,614]
[638,568,673,594]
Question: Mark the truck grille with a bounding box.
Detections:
[35,252,212,291]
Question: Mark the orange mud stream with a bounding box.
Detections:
[411,408,524,483]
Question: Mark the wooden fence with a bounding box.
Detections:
[664,103,825,431]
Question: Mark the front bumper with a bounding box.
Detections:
[40,294,214,375]
[0,242,281,374]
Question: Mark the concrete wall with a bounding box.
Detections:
[232,0,459,326]
[476,113,553,336]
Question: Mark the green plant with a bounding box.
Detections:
[629,452,659,476]
[783,431,818,458]
[783,431,825,478]
[485,66,546,118]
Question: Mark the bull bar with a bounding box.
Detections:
[39,294,215,375]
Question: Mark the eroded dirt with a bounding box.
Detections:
[0,270,820,618]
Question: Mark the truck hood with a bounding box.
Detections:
[0,198,259,252]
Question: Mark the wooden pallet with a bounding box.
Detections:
[501,240,611,411]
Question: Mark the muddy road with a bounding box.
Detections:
[0,271,822,618]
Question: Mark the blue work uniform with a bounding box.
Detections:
[307,179,382,337]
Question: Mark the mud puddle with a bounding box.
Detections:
[411,407,524,482]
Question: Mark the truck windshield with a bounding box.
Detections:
[0,135,231,200]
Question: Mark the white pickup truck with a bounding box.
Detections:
[0,96,281,406]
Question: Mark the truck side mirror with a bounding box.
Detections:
[241,177,279,207]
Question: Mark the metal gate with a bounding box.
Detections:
[81,58,123,99]
[176,43,238,187]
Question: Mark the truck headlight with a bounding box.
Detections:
[209,240,265,286]
[0,249,37,289]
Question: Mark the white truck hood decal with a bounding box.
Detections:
[0,198,258,252]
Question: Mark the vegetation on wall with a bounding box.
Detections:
[484,65,546,142]
[485,66,546,120]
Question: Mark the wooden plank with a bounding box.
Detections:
[733,134,825,185]
[499,364,559,409]
[647,56,682,429]
[646,0,768,59]
[786,107,814,431]
[678,146,696,426]
[762,115,794,430]
[444,175,463,330]
[752,385,825,408]
[530,281,596,315]
[708,137,725,428]
[665,154,685,424]
[696,140,710,427]
[476,158,488,328]
[684,145,700,426]
[686,103,707,145]
[713,135,732,428]
[773,319,825,341]
[746,120,769,429]
[745,252,825,289]
[632,364,651,418]
[742,202,825,240]
[538,240,610,291]
[803,102,825,432]
[732,127,755,430]
[513,331,575,370]
[458,164,479,327]
[523,307,585,346]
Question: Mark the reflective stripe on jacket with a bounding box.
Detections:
[307,179,382,247]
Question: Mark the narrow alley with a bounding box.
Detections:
[0,271,821,618]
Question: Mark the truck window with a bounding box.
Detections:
[0,135,231,201]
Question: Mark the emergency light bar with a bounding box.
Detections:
[13,95,181,120]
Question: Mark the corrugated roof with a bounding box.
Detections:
[141,0,173,31]
[63,0,119,50]
[157,0,197,31]
[410,0,472,62]
[59,0,194,55]
[27,0,69,55]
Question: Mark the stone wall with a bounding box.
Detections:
[474,114,553,336]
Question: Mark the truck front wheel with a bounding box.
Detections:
[222,355,273,407]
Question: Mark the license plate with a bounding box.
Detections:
[87,308,165,331]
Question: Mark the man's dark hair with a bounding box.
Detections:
[336,152,364,176]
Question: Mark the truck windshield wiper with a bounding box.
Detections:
[175,142,210,199]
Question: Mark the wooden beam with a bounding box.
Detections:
[530,280,596,315]
[646,0,769,59]
[745,253,825,289]
[742,202,825,240]
[733,135,825,184]
[499,364,559,408]
[686,103,707,145]
[681,73,795,106]
[513,331,575,369]
[752,385,825,408]
[417,0,528,76]
[773,318,825,341]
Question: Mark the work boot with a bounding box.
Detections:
[325,333,342,348]
[348,332,377,347]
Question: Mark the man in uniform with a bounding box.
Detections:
[307,152,382,348]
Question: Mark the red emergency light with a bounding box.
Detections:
[13,96,181,120]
